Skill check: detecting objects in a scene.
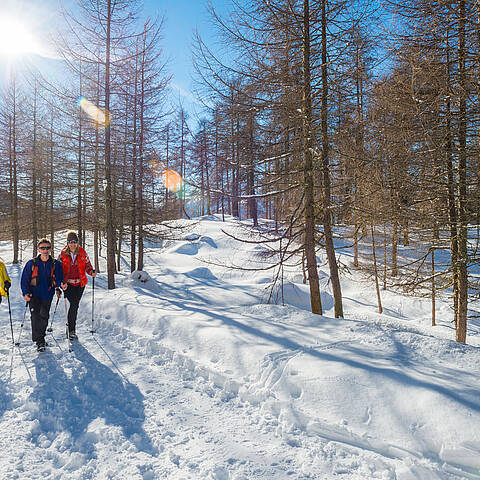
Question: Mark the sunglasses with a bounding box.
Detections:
[68,240,78,244]
[39,246,51,251]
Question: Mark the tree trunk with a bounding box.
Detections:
[247,114,258,226]
[402,220,409,246]
[93,64,101,273]
[201,136,205,216]
[431,247,436,326]
[77,61,84,245]
[456,0,468,343]
[12,84,19,263]
[31,81,38,257]
[445,36,458,329]
[383,224,387,290]
[49,114,55,256]
[320,0,343,317]
[9,106,19,264]
[137,29,147,271]
[131,39,139,272]
[371,225,383,314]
[165,123,170,211]
[117,91,129,273]
[302,0,322,315]
[204,124,211,216]
[392,216,399,277]
[179,110,186,217]
[104,0,116,289]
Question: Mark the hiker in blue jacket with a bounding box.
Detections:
[21,238,66,351]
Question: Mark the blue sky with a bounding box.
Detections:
[148,0,212,110]
[144,0,216,117]
[0,0,228,118]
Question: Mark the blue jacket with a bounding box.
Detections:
[21,255,64,300]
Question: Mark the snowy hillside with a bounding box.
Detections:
[1,215,480,479]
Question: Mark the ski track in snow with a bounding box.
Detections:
[0,322,445,480]
[1,330,302,479]
[1,216,480,479]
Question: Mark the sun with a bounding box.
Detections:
[0,15,44,57]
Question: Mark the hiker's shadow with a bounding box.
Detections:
[0,375,11,420]
[30,343,156,456]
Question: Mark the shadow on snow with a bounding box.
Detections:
[173,300,480,415]
[29,342,156,457]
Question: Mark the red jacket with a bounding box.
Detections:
[60,246,94,287]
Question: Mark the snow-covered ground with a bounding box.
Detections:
[1,215,479,479]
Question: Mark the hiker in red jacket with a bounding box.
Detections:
[59,231,96,340]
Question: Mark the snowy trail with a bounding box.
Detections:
[0,320,323,479]
[0,314,452,480]
[2,217,480,479]
[1,319,479,479]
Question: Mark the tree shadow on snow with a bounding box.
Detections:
[30,344,156,457]
[175,301,480,415]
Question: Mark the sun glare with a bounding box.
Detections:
[0,16,43,57]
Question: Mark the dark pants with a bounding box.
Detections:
[64,285,85,333]
[29,296,53,344]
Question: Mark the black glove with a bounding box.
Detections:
[55,288,62,298]
[4,280,10,292]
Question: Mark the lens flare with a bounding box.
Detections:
[162,169,183,193]
[149,153,183,193]
[77,97,110,128]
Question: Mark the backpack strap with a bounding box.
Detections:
[30,257,39,286]
[30,256,56,289]
[50,256,55,289]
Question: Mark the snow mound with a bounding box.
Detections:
[199,214,223,222]
[199,236,217,249]
[184,233,201,241]
[186,267,218,281]
[266,281,334,312]
[287,273,306,284]
[170,235,217,256]
[172,242,200,255]
[128,270,152,284]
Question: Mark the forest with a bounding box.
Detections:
[0,0,478,344]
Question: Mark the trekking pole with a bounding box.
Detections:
[90,276,95,334]
[64,297,72,352]
[7,292,14,345]
[15,302,28,346]
[47,294,61,333]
